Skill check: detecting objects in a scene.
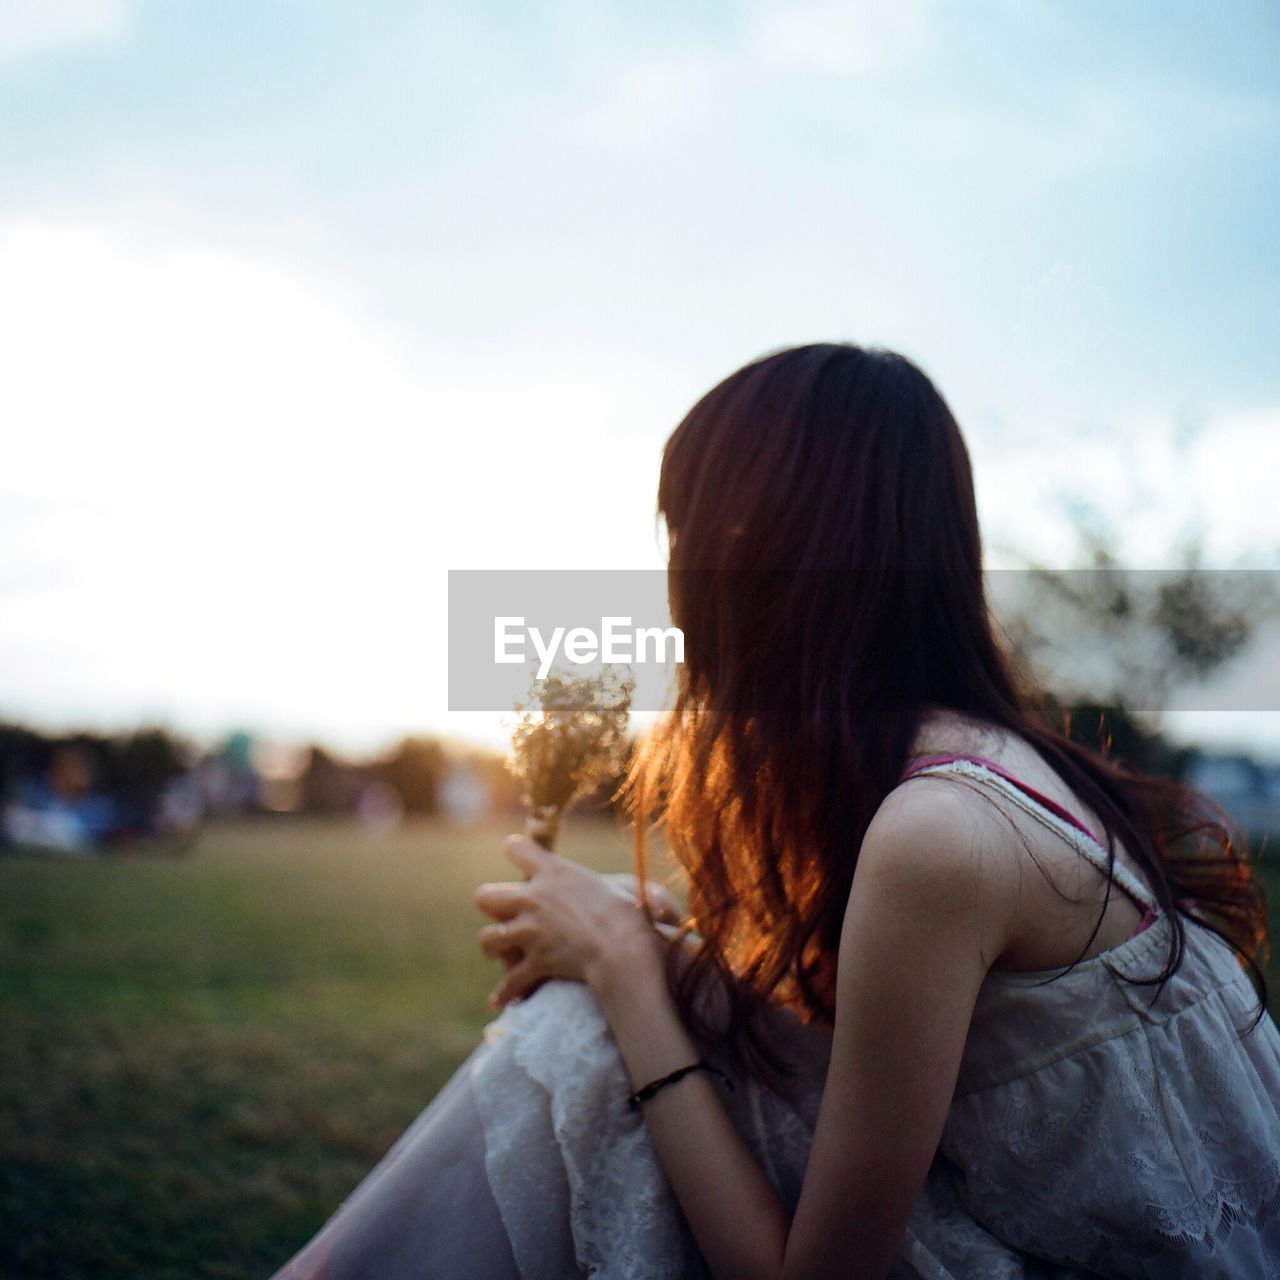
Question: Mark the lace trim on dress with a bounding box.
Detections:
[469,980,827,1280]
[942,923,1280,1275]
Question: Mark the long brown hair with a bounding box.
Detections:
[626,341,1270,1075]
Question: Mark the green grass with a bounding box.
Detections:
[0,818,1276,1279]
[0,815,641,1280]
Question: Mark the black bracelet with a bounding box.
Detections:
[627,1059,735,1112]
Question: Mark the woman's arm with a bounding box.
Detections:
[588,782,1011,1280]
[586,938,793,1280]
[477,781,1013,1280]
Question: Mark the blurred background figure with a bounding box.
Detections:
[438,761,491,827]
[0,727,199,854]
[356,780,405,835]
[2,743,114,854]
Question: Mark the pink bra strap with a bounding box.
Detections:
[898,752,1107,849]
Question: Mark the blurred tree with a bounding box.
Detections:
[373,737,447,815]
[0,723,51,797]
[298,744,372,814]
[1034,693,1197,778]
[995,501,1279,778]
[104,727,195,822]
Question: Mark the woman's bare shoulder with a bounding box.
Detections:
[861,775,1020,920]
[856,735,1025,968]
[845,774,1016,1005]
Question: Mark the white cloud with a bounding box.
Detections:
[970,403,1280,571]
[571,49,728,142]
[748,0,932,77]
[0,223,658,746]
[567,0,936,143]
[0,0,134,59]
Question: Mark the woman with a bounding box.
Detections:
[272,343,1280,1278]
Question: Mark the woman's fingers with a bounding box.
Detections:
[477,918,531,958]
[488,958,542,1010]
[602,872,683,925]
[474,834,561,917]
[502,833,554,878]
[473,881,533,919]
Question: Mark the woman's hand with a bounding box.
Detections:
[602,872,684,927]
[474,836,665,1010]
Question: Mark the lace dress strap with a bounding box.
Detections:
[899,752,1160,915]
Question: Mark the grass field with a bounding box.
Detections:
[1,817,1276,1280]
[0,816,644,1280]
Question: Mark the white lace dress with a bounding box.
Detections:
[271,757,1280,1279]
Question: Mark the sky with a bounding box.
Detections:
[1,0,1278,758]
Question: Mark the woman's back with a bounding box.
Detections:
[889,726,1280,1277]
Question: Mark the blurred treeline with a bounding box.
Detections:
[0,720,636,854]
[0,700,1257,838]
